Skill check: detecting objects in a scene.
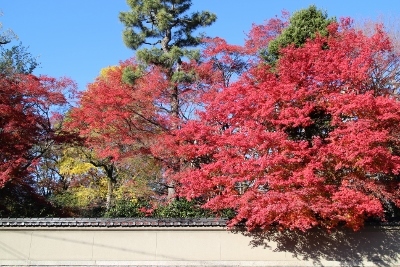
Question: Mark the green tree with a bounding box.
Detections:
[267,5,335,62]
[119,0,217,198]
[119,0,216,58]
[119,0,216,116]
[0,43,39,75]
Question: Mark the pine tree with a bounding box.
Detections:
[119,0,216,198]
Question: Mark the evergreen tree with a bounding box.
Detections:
[267,5,335,62]
[119,0,216,117]
[119,0,216,198]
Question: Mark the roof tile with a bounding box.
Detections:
[0,218,228,228]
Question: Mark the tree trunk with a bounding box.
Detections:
[106,178,113,211]
[103,164,116,211]
[167,184,175,199]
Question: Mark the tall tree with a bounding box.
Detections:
[119,0,216,198]
[0,20,76,217]
[120,0,216,119]
[172,19,400,232]
[66,61,164,209]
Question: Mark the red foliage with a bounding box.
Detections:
[200,37,249,89]
[0,73,75,187]
[172,22,400,231]
[68,41,250,173]
[67,59,167,161]
[152,37,252,178]
[244,11,289,54]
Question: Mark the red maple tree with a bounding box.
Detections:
[0,73,75,187]
[172,20,400,231]
[68,39,251,195]
[67,58,184,164]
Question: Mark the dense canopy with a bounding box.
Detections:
[172,20,400,231]
[2,3,400,230]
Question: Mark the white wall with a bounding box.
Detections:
[0,225,399,266]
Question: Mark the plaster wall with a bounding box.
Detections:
[0,226,399,266]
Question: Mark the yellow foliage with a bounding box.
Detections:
[56,144,162,210]
[114,184,138,202]
[99,65,121,79]
[59,157,94,176]
[58,147,96,176]
[69,177,108,207]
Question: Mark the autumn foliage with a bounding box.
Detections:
[67,60,166,161]
[63,15,400,231]
[4,3,400,230]
[172,20,400,231]
[0,73,74,187]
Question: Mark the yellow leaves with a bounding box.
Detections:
[114,184,138,202]
[71,178,108,207]
[57,145,161,206]
[99,65,122,80]
[53,177,108,209]
[59,157,94,176]
[58,147,96,176]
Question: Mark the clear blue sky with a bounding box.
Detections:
[1,1,399,92]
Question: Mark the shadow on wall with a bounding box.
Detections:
[236,226,400,267]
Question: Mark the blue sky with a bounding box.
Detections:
[1,1,399,92]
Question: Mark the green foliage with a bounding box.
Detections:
[0,43,39,75]
[267,5,335,62]
[121,65,144,84]
[171,69,196,83]
[50,184,107,217]
[104,198,149,217]
[153,198,213,218]
[120,0,216,51]
[105,197,236,218]
[120,0,216,73]
[154,199,236,219]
